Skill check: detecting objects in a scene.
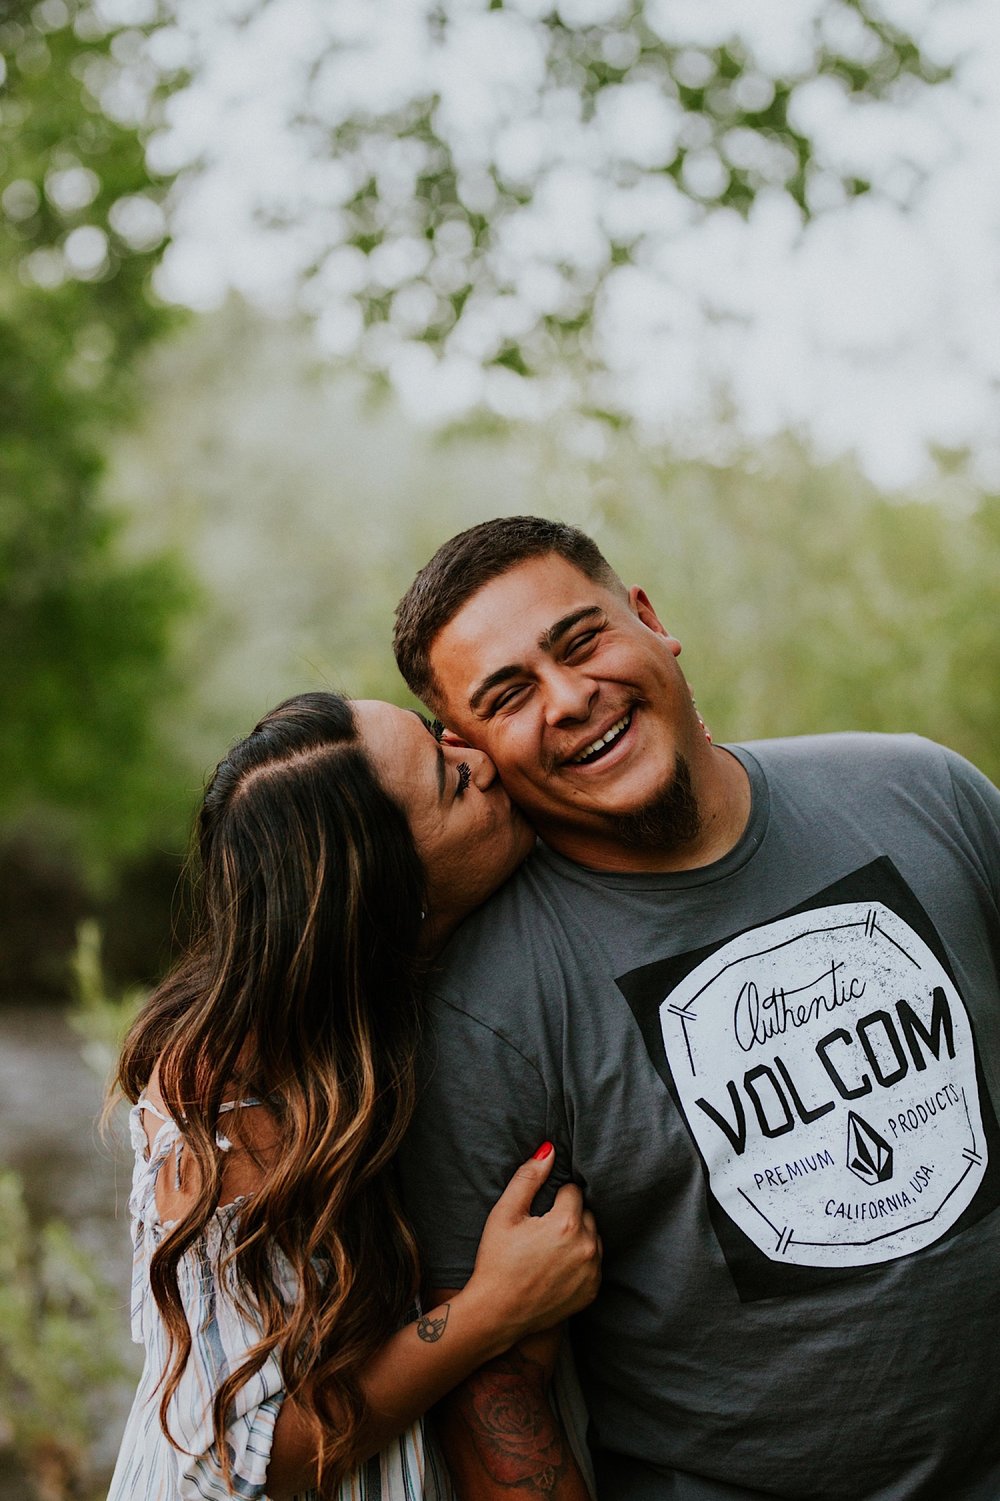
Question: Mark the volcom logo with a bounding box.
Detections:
[652,899,988,1270]
[846,1112,893,1186]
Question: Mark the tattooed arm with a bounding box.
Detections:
[265,1288,513,1497]
[265,1148,600,1498]
[433,1322,592,1499]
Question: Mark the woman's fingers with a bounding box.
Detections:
[492,1141,557,1222]
[550,1180,585,1219]
[471,1148,602,1341]
[545,1187,601,1290]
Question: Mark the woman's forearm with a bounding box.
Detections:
[264,1149,600,1497]
[265,1283,525,1499]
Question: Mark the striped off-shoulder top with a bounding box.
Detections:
[107,1094,452,1501]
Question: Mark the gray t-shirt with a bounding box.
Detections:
[399,734,1000,1501]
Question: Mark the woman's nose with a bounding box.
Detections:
[467,747,500,791]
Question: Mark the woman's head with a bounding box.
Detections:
[352,698,534,945]
[120,689,532,1107]
[199,692,532,989]
[194,692,427,1074]
[121,688,531,1487]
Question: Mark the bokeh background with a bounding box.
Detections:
[2,0,999,1493]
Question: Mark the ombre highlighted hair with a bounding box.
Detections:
[115,691,427,1493]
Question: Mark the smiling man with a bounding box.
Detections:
[420,549,749,872]
[393,516,1000,1501]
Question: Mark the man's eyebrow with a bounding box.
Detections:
[468,606,605,714]
[539,605,604,653]
[469,665,522,715]
[410,711,446,800]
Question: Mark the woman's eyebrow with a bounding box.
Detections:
[411,711,447,800]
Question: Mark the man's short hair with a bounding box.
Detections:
[394,515,624,711]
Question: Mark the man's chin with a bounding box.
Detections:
[607,756,701,852]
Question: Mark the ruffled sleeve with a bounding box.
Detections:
[164,1218,297,1499]
[124,1099,298,1500]
[118,1099,444,1501]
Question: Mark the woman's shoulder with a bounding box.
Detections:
[135,1061,283,1224]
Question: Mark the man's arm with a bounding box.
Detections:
[396,995,593,1494]
[432,1312,593,1500]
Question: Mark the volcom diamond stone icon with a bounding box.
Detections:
[846,1111,894,1186]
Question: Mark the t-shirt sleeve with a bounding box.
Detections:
[943,746,1000,900]
[398,993,567,1291]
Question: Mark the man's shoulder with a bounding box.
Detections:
[739,728,941,759]
[737,730,952,782]
[736,733,996,839]
[431,843,574,1007]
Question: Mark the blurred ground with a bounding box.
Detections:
[0,1006,137,1498]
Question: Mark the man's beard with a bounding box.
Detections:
[610,754,701,851]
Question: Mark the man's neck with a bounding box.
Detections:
[539,747,753,876]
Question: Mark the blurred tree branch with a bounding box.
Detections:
[184,0,954,407]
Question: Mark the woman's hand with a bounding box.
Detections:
[267,1144,598,1498]
[465,1143,601,1347]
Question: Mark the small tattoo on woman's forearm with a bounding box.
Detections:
[417,1304,451,1342]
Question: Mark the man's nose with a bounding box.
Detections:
[542,669,596,726]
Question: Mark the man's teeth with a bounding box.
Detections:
[572,713,631,764]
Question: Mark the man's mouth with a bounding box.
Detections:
[569,711,633,765]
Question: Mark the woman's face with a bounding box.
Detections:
[353,700,535,935]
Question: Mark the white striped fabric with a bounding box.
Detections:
[108,1100,453,1501]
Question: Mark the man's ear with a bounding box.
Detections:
[439,726,472,748]
[629,586,682,655]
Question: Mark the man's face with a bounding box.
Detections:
[429,554,704,866]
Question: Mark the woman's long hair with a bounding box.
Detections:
[115,692,427,1492]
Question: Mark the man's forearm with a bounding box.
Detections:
[436,1334,592,1498]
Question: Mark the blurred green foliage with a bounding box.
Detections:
[69,917,144,1075]
[0,921,140,1498]
[0,1169,127,1501]
[0,0,194,871]
[111,304,1000,792]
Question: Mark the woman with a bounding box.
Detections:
[109,691,599,1501]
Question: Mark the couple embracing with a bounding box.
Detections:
[109,516,1000,1501]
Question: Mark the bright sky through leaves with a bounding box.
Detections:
[146,0,1000,487]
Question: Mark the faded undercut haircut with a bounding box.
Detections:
[393,514,625,712]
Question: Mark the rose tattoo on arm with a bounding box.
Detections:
[452,1345,570,1493]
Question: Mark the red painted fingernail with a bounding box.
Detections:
[532,1141,553,1160]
